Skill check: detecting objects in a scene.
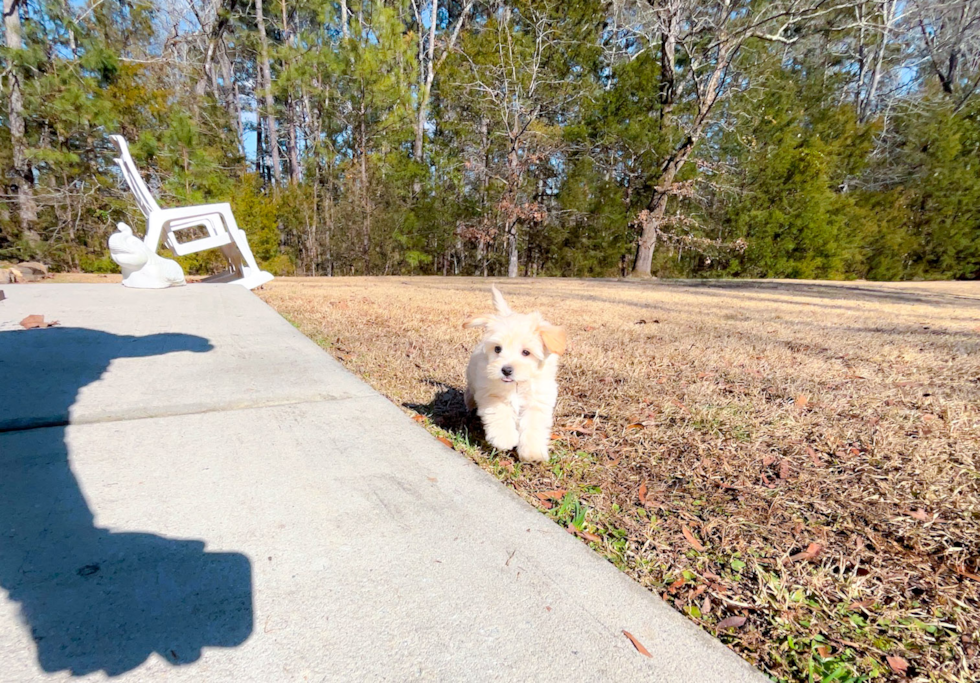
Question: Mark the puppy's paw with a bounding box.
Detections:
[487,426,519,452]
[517,441,549,463]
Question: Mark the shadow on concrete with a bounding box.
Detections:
[0,328,253,676]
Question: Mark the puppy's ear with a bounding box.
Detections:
[490,285,512,315]
[463,314,493,329]
[539,323,566,356]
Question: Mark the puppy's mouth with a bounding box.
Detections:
[500,377,515,383]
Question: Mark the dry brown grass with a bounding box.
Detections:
[261,276,975,681]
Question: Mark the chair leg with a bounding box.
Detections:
[221,209,263,274]
[143,214,166,253]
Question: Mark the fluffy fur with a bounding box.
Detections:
[464,286,566,463]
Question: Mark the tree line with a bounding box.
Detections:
[2,0,979,280]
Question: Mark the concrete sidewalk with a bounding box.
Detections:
[0,284,765,682]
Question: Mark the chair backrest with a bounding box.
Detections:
[109,135,161,217]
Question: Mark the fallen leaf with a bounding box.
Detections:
[848,599,873,611]
[535,489,566,502]
[806,446,821,466]
[701,595,712,615]
[583,325,595,332]
[638,483,648,505]
[20,314,58,329]
[538,499,553,510]
[716,615,747,630]
[412,414,426,423]
[762,454,776,467]
[622,630,651,657]
[669,577,685,591]
[816,645,831,658]
[570,527,601,543]
[682,525,705,552]
[909,508,929,522]
[794,394,809,410]
[778,460,791,480]
[437,436,454,449]
[789,543,823,562]
[626,422,644,430]
[550,432,561,441]
[886,655,908,675]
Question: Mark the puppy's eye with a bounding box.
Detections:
[522,349,531,357]
[494,345,502,354]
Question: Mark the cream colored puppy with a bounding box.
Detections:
[464,286,566,463]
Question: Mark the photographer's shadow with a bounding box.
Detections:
[0,328,253,676]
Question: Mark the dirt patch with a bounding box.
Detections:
[260,276,980,683]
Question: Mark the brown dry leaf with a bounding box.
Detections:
[412,414,426,424]
[909,508,929,522]
[536,489,567,502]
[816,645,831,658]
[437,436,454,449]
[954,567,980,582]
[638,483,648,505]
[550,432,561,441]
[716,616,747,630]
[848,599,873,611]
[794,394,810,410]
[701,595,712,615]
[682,525,705,552]
[806,446,822,466]
[669,577,685,591]
[622,630,651,657]
[789,543,823,562]
[886,655,908,675]
[778,460,791,480]
[571,527,601,543]
[20,314,58,329]
[626,423,644,431]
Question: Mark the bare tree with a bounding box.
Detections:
[455,2,579,277]
[911,0,980,109]
[412,0,473,164]
[613,0,859,277]
[3,0,38,243]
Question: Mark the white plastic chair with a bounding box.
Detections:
[110,135,274,289]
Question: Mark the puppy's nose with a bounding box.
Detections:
[501,365,514,377]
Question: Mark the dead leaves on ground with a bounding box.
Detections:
[788,543,823,563]
[681,525,705,552]
[716,615,747,630]
[886,655,909,675]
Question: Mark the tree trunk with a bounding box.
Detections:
[219,48,246,159]
[631,193,666,278]
[414,0,438,163]
[3,0,38,243]
[255,0,281,185]
[359,83,371,274]
[281,0,300,184]
[506,221,518,278]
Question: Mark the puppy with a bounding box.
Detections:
[464,286,566,463]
